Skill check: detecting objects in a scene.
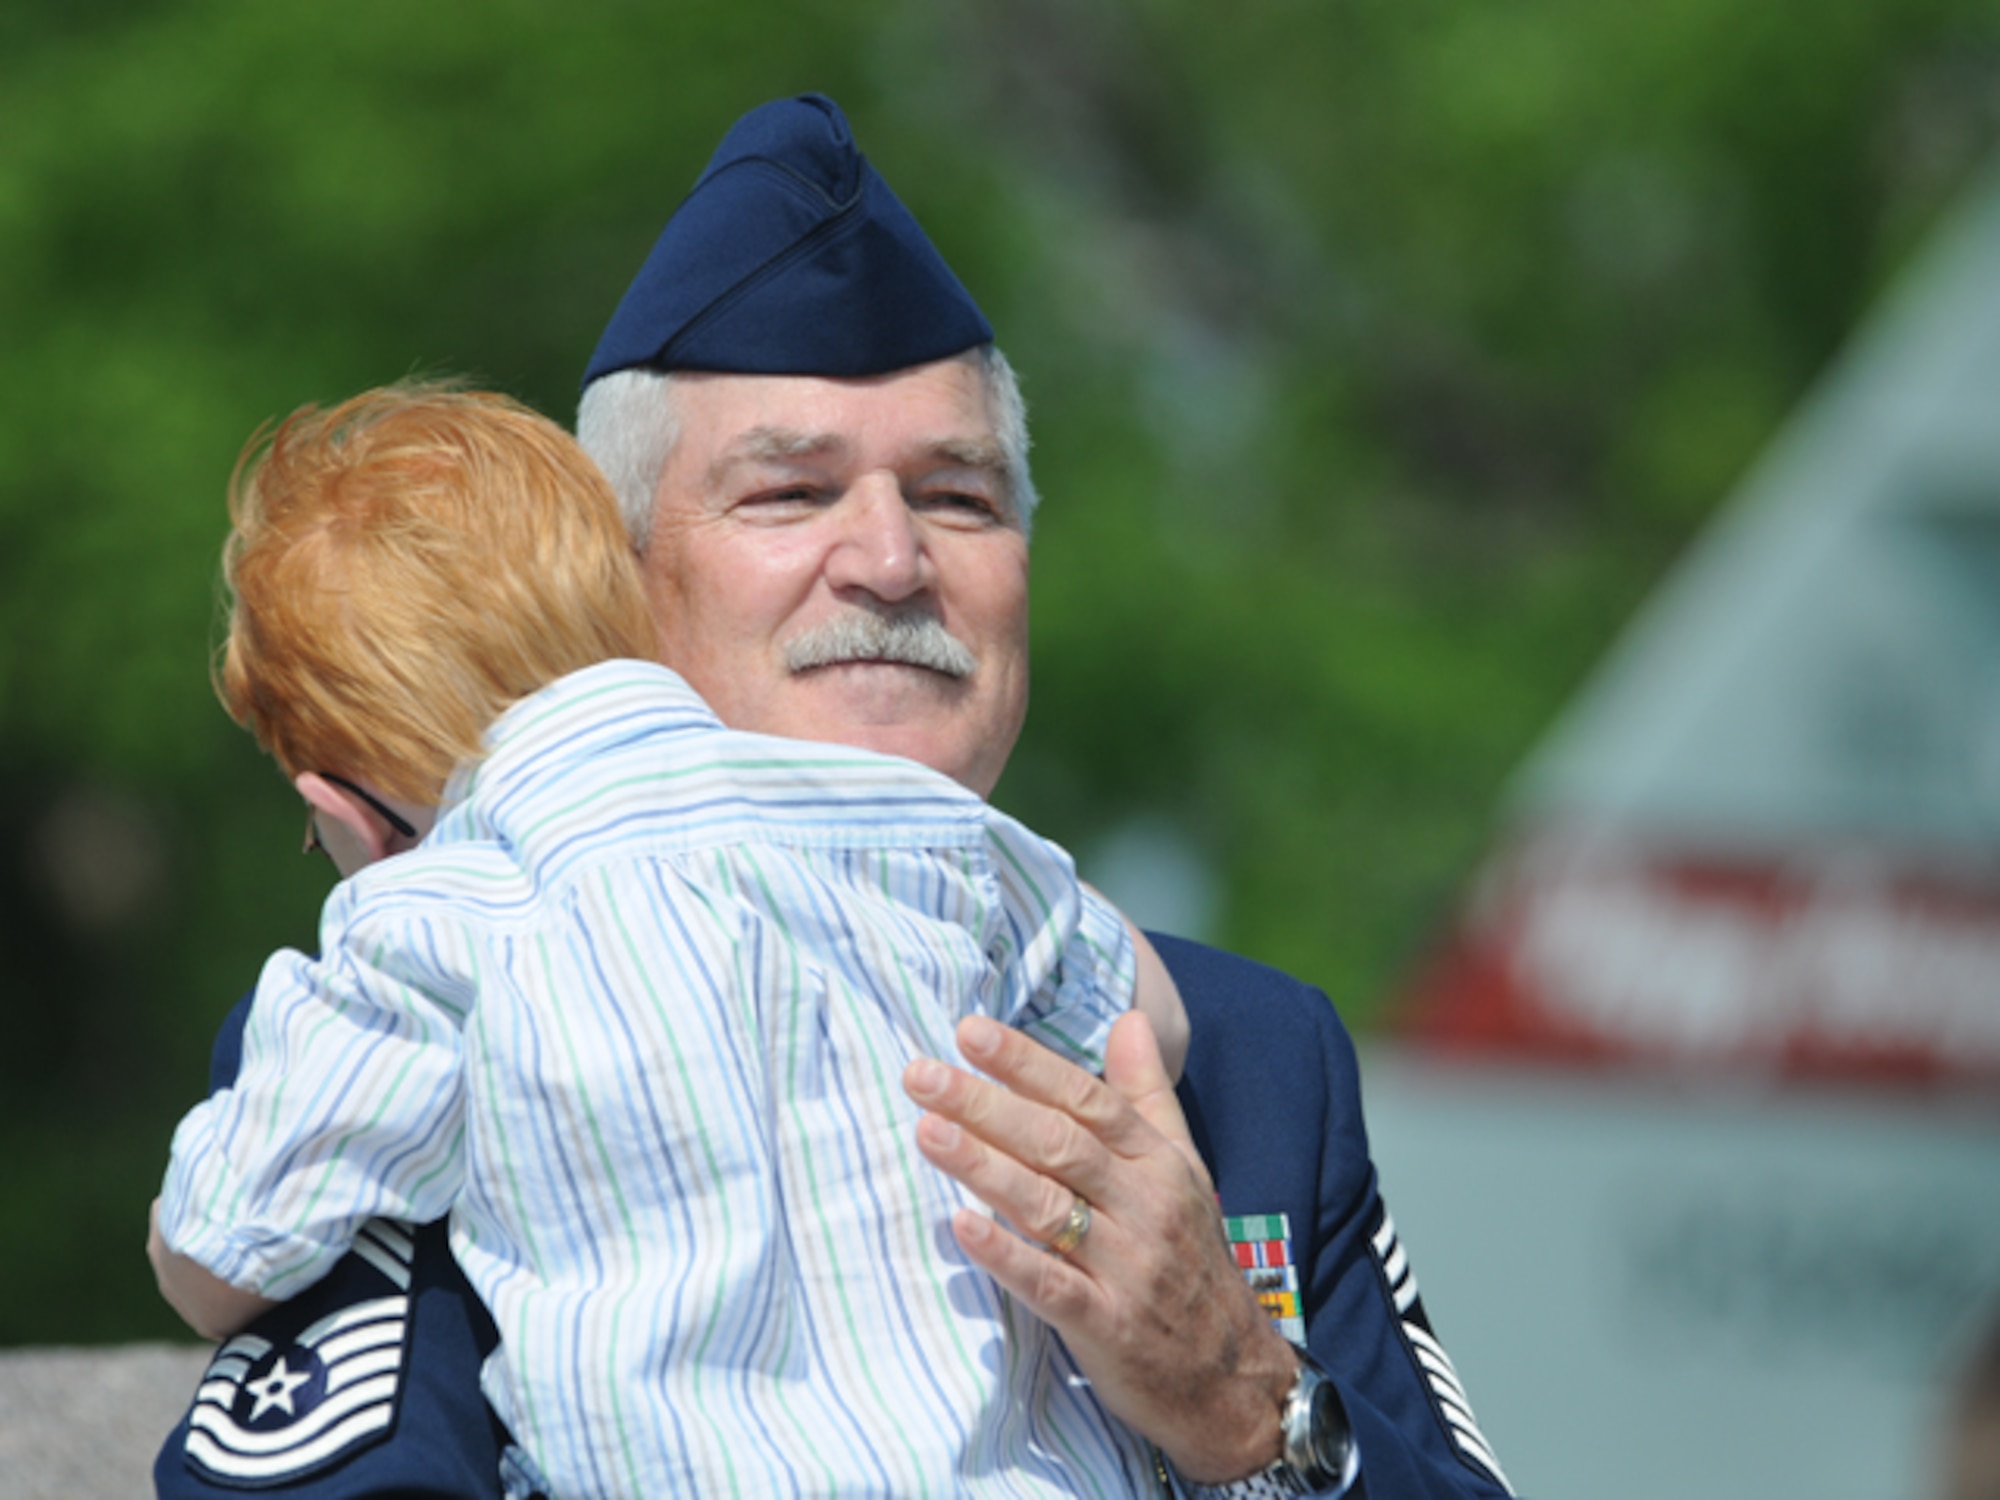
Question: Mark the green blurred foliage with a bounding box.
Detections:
[2,0,1996,1342]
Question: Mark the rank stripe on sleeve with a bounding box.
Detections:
[1370,1206,1513,1494]
[189,1376,398,1462]
[352,1219,416,1291]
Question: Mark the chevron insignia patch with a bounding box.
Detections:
[1370,1207,1513,1494]
[183,1219,415,1488]
[1225,1212,1306,1344]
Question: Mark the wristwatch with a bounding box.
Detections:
[1174,1346,1356,1498]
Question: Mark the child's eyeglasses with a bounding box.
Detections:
[303,773,421,861]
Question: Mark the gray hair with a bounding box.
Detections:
[783,611,977,678]
[575,344,1039,551]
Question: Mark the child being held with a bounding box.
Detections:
[150,383,1186,1498]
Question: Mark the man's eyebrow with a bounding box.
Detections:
[707,427,844,484]
[927,438,1010,478]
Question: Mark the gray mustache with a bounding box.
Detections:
[783,613,977,679]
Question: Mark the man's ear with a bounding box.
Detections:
[295,772,395,869]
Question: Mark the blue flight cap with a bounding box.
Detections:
[582,95,994,386]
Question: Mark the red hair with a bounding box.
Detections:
[217,382,657,803]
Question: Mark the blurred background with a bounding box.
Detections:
[4,1,2000,1495]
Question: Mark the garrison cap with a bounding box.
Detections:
[582,94,993,386]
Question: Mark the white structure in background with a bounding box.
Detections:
[1374,163,2000,1500]
[1408,156,2000,1084]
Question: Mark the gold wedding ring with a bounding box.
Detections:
[1047,1194,1092,1256]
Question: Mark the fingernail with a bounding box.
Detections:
[960,1016,999,1059]
[917,1115,961,1151]
[906,1059,945,1098]
[956,1211,993,1246]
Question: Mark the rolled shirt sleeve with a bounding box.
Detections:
[158,884,474,1300]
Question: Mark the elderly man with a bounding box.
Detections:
[158,97,1508,1499]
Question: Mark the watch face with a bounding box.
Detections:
[1306,1380,1336,1442]
[1300,1374,1349,1486]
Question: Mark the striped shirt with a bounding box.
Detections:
[161,659,1154,1498]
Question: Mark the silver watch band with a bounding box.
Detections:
[1176,1459,1314,1499]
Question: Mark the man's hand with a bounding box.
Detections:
[903,1013,1299,1483]
[147,1197,277,1343]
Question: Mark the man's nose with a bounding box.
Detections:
[825,474,932,602]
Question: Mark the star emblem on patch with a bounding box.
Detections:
[242,1353,319,1422]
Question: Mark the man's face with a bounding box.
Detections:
[639,352,1030,797]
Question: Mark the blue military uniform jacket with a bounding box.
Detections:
[157,937,1510,1499]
